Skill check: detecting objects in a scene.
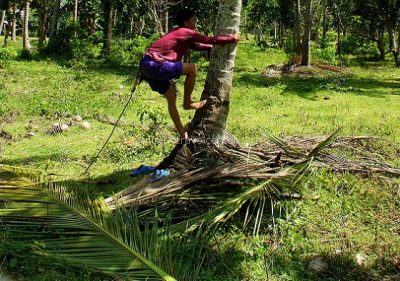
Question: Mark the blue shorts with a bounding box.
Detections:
[140,55,183,95]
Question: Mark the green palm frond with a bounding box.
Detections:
[0,165,175,281]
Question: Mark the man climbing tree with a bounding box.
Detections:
[140,8,240,139]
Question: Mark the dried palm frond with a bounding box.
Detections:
[108,133,399,213]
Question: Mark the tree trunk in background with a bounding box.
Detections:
[301,0,312,66]
[102,0,113,56]
[22,0,31,50]
[279,20,284,48]
[164,9,168,32]
[113,9,117,27]
[73,0,78,37]
[11,1,17,41]
[38,1,47,49]
[388,27,395,51]
[322,0,327,43]
[49,0,61,40]
[293,0,302,59]
[244,10,248,40]
[337,24,341,56]
[3,8,11,46]
[377,30,385,60]
[394,24,400,68]
[0,10,5,36]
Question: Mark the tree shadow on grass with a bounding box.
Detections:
[212,245,400,281]
[235,72,400,100]
[46,55,140,85]
[1,154,140,196]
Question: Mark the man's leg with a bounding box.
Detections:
[181,63,207,110]
[164,84,186,139]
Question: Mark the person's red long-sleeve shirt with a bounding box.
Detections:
[145,27,236,62]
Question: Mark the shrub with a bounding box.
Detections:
[46,16,77,58]
[341,35,379,57]
[0,47,19,68]
[68,39,102,68]
[312,46,339,65]
[108,35,157,67]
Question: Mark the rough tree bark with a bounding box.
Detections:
[102,0,113,56]
[293,0,302,60]
[22,0,31,50]
[38,1,47,49]
[190,0,241,144]
[301,0,313,66]
[11,1,17,41]
[149,0,164,34]
[337,20,341,56]
[49,0,61,42]
[0,10,5,36]
[157,0,241,170]
[3,8,11,46]
[73,0,78,37]
[377,30,385,61]
[392,23,400,68]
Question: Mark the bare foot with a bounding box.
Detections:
[183,99,207,110]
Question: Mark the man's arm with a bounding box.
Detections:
[191,42,212,51]
[190,30,239,46]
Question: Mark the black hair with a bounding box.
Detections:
[175,9,195,27]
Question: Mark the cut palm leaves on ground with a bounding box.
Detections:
[107,133,400,212]
[0,165,175,281]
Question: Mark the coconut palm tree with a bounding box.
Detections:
[301,0,313,66]
[0,10,5,36]
[22,0,31,50]
[189,0,242,146]
[49,0,61,40]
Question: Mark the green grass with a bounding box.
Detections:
[0,39,399,280]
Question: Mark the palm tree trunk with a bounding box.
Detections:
[156,0,242,169]
[49,0,61,40]
[38,1,47,49]
[377,30,385,60]
[22,0,31,50]
[0,10,5,36]
[301,0,313,66]
[102,0,113,56]
[11,1,17,41]
[190,0,242,146]
[293,0,302,59]
[73,0,78,37]
[394,24,400,68]
[3,9,11,46]
[337,24,342,55]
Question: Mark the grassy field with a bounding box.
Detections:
[0,39,399,280]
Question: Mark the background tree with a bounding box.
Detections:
[73,0,78,37]
[102,0,113,55]
[11,0,17,41]
[48,0,61,45]
[0,10,5,36]
[22,0,31,50]
[301,0,313,66]
[293,0,302,59]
